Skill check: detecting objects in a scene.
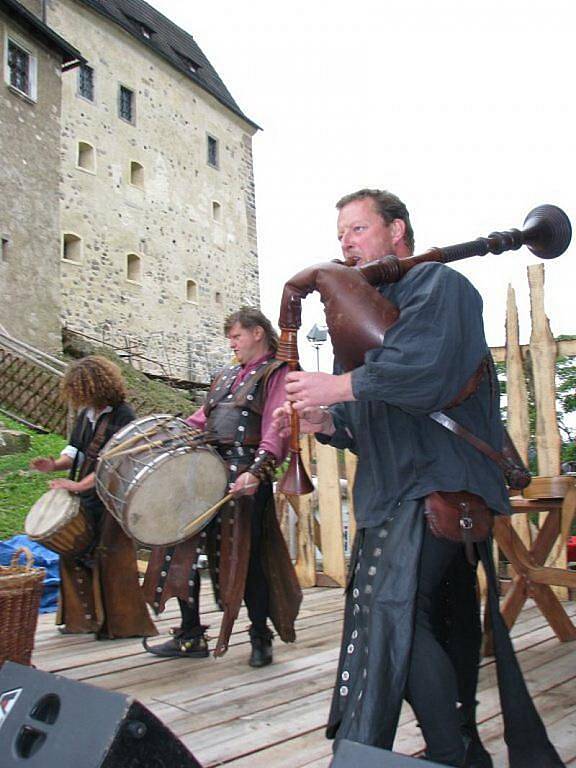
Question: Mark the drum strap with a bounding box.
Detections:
[78,412,113,480]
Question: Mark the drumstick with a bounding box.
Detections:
[101,429,166,458]
[102,432,206,460]
[179,492,235,538]
[101,416,188,458]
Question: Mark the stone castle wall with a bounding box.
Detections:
[48,0,260,382]
[0,8,63,352]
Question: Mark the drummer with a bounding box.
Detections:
[31,355,157,640]
[143,307,302,666]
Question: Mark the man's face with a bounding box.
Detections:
[227,322,264,364]
[337,198,402,266]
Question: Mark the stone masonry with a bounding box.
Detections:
[47,0,260,382]
[0,4,66,353]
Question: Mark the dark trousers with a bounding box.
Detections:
[405,527,472,767]
[179,494,270,634]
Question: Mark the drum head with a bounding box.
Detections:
[25,488,80,538]
[125,447,228,546]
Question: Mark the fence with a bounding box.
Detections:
[0,333,67,435]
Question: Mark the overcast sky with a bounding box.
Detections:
[153,0,574,372]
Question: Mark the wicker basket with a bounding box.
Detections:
[0,547,45,666]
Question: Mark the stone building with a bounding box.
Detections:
[0,0,82,352]
[46,0,261,382]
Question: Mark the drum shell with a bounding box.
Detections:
[96,415,229,547]
[25,489,94,557]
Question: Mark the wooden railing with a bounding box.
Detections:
[0,332,67,435]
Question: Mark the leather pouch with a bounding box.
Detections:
[424,491,493,553]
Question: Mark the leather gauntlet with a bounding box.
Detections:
[248,450,277,481]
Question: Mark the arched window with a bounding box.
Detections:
[62,233,82,263]
[130,161,144,189]
[186,279,198,303]
[77,141,96,173]
[212,200,222,223]
[215,291,222,305]
[126,253,142,283]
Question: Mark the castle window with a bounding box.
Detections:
[126,253,142,283]
[119,85,135,124]
[1,236,9,262]
[207,134,219,168]
[215,291,222,305]
[77,63,94,101]
[6,38,37,100]
[77,141,96,173]
[186,280,198,303]
[212,201,222,223]
[179,53,199,73]
[62,233,82,263]
[130,161,144,189]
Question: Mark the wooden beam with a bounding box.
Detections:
[528,264,561,477]
[491,337,576,363]
[505,284,532,548]
[315,442,346,586]
[292,435,317,588]
[344,450,357,545]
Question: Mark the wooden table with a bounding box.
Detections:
[491,492,576,644]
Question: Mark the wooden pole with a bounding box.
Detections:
[528,264,566,598]
[344,450,357,546]
[293,435,317,588]
[528,264,561,476]
[505,284,532,548]
[316,442,346,586]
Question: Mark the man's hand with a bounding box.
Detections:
[31,456,56,473]
[285,371,354,411]
[230,471,260,498]
[272,403,335,436]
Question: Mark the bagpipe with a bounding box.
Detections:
[276,205,572,494]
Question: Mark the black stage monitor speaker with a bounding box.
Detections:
[330,739,445,766]
[0,661,203,767]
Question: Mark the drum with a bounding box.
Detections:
[95,414,229,547]
[25,488,94,556]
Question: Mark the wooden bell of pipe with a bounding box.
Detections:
[277,329,315,495]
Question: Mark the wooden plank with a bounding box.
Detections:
[528,263,561,477]
[344,450,357,544]
[315,442,346,586]
[293,435,317,588]
[154,659,338,737]
[181,689,332,765]
[505,284,532,551]
[28,586,576,768]
[226,728,332,768]
[491,338,576,363]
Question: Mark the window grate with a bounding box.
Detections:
[78,64,94,101]
[119,85,134,122]
[207,135,219,168]
[8,41,30,95]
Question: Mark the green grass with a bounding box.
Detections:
[0,416,67,540]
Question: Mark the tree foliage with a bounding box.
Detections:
[496,335,576,467]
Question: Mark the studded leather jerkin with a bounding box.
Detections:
[204,359,285,446]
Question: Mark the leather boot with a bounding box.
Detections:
[248,625,273,667]
[143,625,209,658]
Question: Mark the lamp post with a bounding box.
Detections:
[306,324,328,371]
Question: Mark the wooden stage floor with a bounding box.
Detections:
[32,585,576,767]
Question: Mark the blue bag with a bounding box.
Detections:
[0,535,60,613]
